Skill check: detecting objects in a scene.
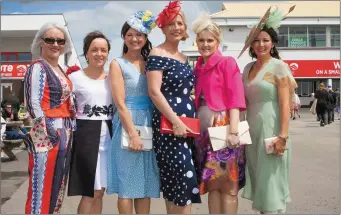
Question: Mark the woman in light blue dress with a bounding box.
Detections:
[107,10,160,214]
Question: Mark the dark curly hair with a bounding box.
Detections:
[83,30,111,62]
[121,22,152,61]
[249,26,280,59]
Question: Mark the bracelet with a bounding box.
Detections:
[172,124,180,129]
[229,132,239,136]
[278,135,288,140]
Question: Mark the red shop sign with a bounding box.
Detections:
[1,62,31,79]
[284,60,340,78]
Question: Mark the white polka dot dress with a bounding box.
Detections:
[145,56,202,206]
[106,58,160,199]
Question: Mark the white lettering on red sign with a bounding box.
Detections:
[1,65,14,72]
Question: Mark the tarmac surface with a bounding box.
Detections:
[1,109,340,214]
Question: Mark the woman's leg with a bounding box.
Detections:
[166,201,192,214]
[77,196,95,214]
[118,198,133,214]
[134,198,151,214]
[208,190,221,214]
[91,188,105,214]
[221,193,238,214]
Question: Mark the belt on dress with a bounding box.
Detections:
[125,96,153,110]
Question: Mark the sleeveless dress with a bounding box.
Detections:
[106,57,160,199]
[241,58,297,213]
[145,56,202,206]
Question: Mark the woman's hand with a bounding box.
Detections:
[129,136,143,152]
[272,136,287,156]
[226,133,240,149]
[172,121,193,138]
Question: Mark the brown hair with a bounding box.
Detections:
[83,30,111,62]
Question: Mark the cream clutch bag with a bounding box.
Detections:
[121,126,153,151]
[264,136,288,154]
[208,121,252,151]
[264,136,277,154]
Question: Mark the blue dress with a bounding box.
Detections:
[107,57,160,199]
[145,56,202,206]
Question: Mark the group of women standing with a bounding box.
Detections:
[23,1,297,214]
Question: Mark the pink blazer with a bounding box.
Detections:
[194,50,246,112]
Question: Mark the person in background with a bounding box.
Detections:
[1,115,7,139]
[67,31,113,214]
[334,88,340,120]
[145,1,202,213]
[191,12,246,214]
[24,22,75,214]
[239,6,297,213]
[5,91,21,112]
[327,86,336,123]
[291,91,300,120]
[106,10,160,214]
[315,83,329,126]
[1,102,28,141]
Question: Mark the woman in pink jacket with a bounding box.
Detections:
[192,13,246,214]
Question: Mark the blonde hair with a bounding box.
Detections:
[198,23,222,44]
[320,83,325,89]
[178,11,189,41]
[192,12,222,44]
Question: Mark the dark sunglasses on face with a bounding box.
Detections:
[41,37,66,45]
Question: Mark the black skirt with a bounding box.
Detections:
[67,119,112,197]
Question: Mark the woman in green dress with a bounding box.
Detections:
[239,6,298,213]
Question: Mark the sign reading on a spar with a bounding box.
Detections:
[285,60,340,78]
[1,63,31,78]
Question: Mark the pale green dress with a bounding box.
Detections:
[241,58,297,213]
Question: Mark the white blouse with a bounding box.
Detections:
[68,70,114,120]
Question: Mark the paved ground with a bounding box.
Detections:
[1,109,339,214]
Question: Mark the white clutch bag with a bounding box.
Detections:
[264,136,288,154]
[121,126,153,151]
[264,136,277,154]
[208,121,252,151]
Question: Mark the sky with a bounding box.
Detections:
[1,0,224,68]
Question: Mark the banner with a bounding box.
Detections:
[1,62,31,79]
[285,60,340,78]
[289,35,308,48]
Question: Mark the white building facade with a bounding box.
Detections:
[1,14,80,104]
[183,1,340,107]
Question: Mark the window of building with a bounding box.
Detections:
[296,80,313,96]
[331,26,340,47]
[1,52,32,62]
[18,53,32,61]
[308,26,326,47]
[277,26,289,47]
[332,79,340,90]
[289,26,308,48]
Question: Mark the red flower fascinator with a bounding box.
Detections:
[156,1,181,28]
[66,65,81,75]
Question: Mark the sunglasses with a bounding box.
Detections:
[41,37,66,45]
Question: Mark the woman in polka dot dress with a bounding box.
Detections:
[145,1,201,214]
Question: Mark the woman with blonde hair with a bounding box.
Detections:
[24,22,75,214]
[145,1,201,214]
[192,12,246,214]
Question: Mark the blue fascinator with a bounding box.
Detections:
[127,10,156,34]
